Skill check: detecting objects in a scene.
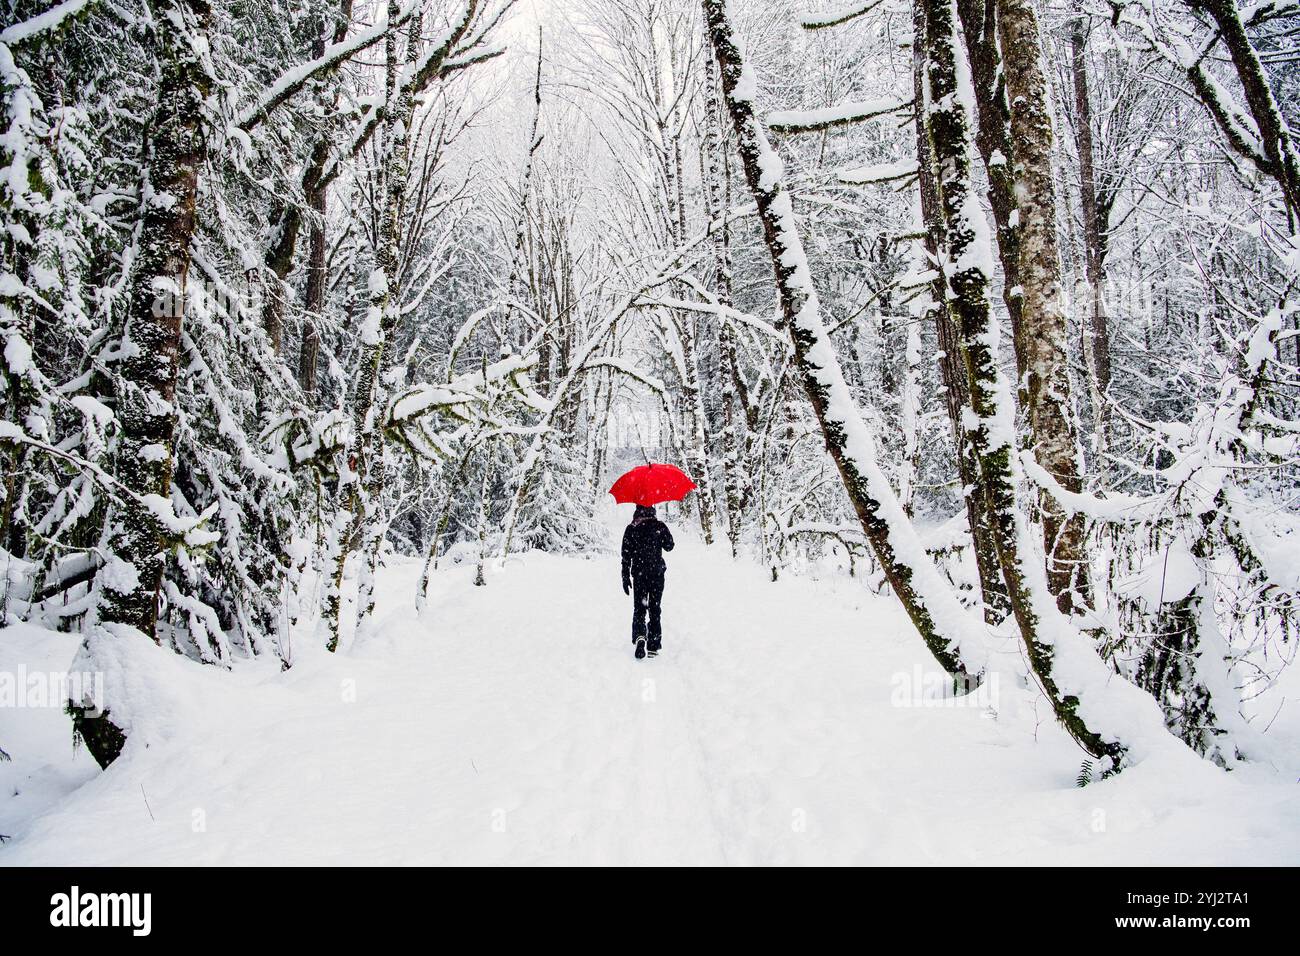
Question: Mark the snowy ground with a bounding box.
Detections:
[3,509,1298,865]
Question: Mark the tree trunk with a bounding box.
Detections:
[913,0,1008,621]
[1069,8,1111,451]
[97,0,210,636]
[953,0,1025,378]
[260,208,298,353]
[703,50,743,557]
[472,452,492,587]
[996,0,1092,614]
[666,144,717,544]
[0,209,36,558]
[676,309,717,545]
[324,1,411,650]
[74,0,213,768]
[300,169,326,398]
[298,0,354,397]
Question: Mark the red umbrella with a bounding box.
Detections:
[609,462,697,507]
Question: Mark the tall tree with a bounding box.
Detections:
[73,0,214,767]
[996,0,1092,613]
[913,0,1008,622]
[1068,5,1112,449]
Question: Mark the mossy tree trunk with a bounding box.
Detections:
[913,0,1009,623]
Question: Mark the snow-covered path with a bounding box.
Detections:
[3,516,1298,865]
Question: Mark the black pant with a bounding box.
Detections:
[631,574,664,648]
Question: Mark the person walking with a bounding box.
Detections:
[621,504,674,659]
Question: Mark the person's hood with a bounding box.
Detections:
[632,504,656,522]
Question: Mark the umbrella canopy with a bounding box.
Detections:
[609,462,697,507]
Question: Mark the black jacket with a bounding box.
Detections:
[622,514,674,585]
